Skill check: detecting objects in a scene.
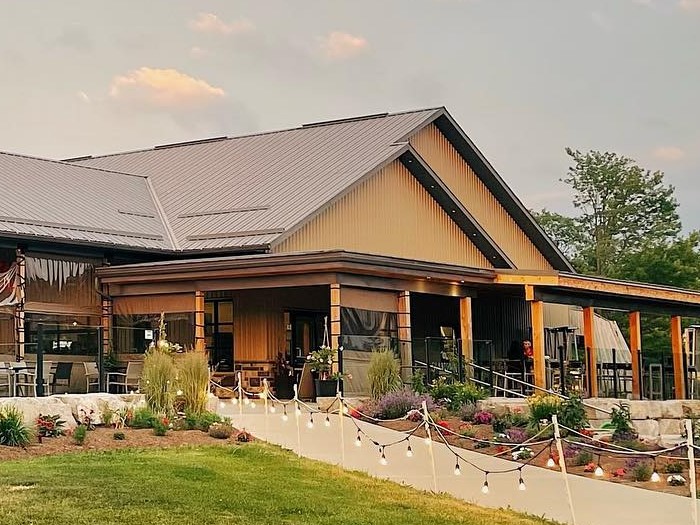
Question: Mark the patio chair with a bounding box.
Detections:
[51,362,73,394]
[107,361,143,393]
[0,363,11,397]
[14,361,54,396]
[83,362,100,393]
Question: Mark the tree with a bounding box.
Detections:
[535,149,682,277]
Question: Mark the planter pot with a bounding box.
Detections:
[274,374,294,400]
[315,379,339,398]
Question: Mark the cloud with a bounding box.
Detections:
[319,31,368,60]
[109,67,225,111]
[188,13,255,35]
[590,11,614,31]
[53,26,94,52]
[679,0,700,10]
[652,146,685,161]
[190,46,207,59]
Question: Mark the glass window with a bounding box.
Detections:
[114,313,194,354]
[24,314,100,356]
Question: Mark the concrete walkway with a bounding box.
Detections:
[217,402,700,525]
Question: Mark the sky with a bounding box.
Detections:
[1,1,699,229]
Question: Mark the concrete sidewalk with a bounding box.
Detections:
[217,402,700,525]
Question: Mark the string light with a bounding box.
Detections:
[342,404,349,414]
[295,404,302,417]
[453,458,461,476]
[518,468,526,491]
[379,446,388,466]
[307,415,314,429]
[594,455,604,477]
[218,401,225,409]
[546,443,556,468]
[232,398,238,405]
[406,444,413,458]
[282,406,289,422]
[176,389,183,396]
[324,415,331,427]
[270,405,277,414]
[243,398,250,406]
[250,400,256,408]
[355,431,362,447]
[481,473,490,494]
[651,460,660,483]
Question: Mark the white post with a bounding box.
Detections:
[552,415,578,525]
[237,371,243,430]
[293,383,302,458]
[337,389,345,468]
[686,419,698,525]
[422,401,438,493]
[263,378,270,442]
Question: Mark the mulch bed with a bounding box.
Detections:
[377,416,698,498]
[0,428,235,462]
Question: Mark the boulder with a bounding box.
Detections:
[658,418,683,436]
[681,400,700,418]
[53,393,140,425]
[632,419,659,440]
[0,397,77,430]
[659,401,684,419]
[628,400,662,420]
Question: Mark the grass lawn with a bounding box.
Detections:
[0,443,557,525]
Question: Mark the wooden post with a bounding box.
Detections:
[330,284,341,374]
[195,290,205,353]
[671,315,686,399]
[552,415,578,525]
[422,401,438,493]
[629,311,642,400]
[530,300,546,390]
[101,294,112,357]
[583,307,598,397]
[398,291,412,382]
[686,419,698,525]
[459,297,473,376]
[14,248,25,360]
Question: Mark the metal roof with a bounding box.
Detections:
[74,108,441,252]
[0,151,171,250]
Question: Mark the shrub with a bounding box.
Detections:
[459,402,478,422]
[235,430,253,442]
[142,348,177,415]
[411,370,427,394]
[472,410,493,425]
[527,394,562,426]
[129,407,157,429]
[99,403,115,428]
[73,425,87,445]
[508,410,529,428]
[559,395,588,431]
[505,428,527,444]
[573,450,594,467]
[615,439,650,451]
[184,410,222,432]
[0,406,33,447]
[374,388,436,420]
[209,422,234,439]
[458,423,476,438]
[429,378,487,412]
[113,431,126,440]
[177,351,209,415]
[492,415,511,434]
[152,419,168,436]
[36,414,66,438]
[632,462,652,482]
[665,462,684,474]
[608,404,637,442]
[367,350,402,400]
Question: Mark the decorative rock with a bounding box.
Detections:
[0,397,77,430]
[629,400,662,420]
[658,418,683,436]
[659,401,684,419]
[681,400,700,418]
[53,393,140,425]
[632,419,659,439]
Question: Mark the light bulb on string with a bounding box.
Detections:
[546,443,556,468]
[295,404,302,417]
[342,404,349,414]
[406,444,413,458]
[454,458,461,476]
[481,473,490,495]
[518,468,526,491]
[282,406,289,422]
[379,446,388,466]
[594,456,604,477]
[324,415,331,427]
[651,460,660,482]
[176,389,183,396]
[232,397,238,405]
[307,415,314,429]
[270,405,277,414]
[218,401,225,409]
[355,432,362,447]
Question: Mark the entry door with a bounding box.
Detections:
[290,313,325,368]
[205,300,234,371]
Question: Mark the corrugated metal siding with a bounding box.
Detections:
[273,161,493,268]
[472,295,531,360]
[77,110,440,252]
[410,126,553,271]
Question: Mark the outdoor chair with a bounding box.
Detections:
[107,361,143,393]
[51,362,73,394]
[14,361,54,396]
[83,362,100,393]
[0,363,10,397]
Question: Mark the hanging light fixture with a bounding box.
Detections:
[355,431,362,447]
[282,406,289,422]
[594,455,604,477]
[324,415,331,427]
[518,467,526,491]
[651,460,660,482]
[406,442,413,458]
[379,446,388,466]
[481,473,490,494]
[454,458,461,476]
[306,415,314,429]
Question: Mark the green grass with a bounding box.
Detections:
[0,444,555,525]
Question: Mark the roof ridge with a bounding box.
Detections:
[67,106,445,162]
[0,149,149,180]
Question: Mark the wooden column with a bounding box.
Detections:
[195,291,205,353]
[14,248,25,360]
[583,306,598,397]
[629,311,642,399]
[398,291,412,382]
[459,297,473,377]
[330,284,341,374]
[530,299,546,391]
[671,315,686,399]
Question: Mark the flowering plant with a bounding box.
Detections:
[511,447,533,461]
[306,345,336,379]
[472,410,494,425]
[36,413,66,438]
[668,474,686,486]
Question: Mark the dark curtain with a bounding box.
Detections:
[340,307,397,352]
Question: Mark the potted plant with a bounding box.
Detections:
[307,345,339,398]
[274,352,294,399]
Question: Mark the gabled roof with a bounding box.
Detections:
[0,151,172,251]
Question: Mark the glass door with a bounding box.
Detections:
[205,300,233,371]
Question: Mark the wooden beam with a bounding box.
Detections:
[583,307,598,397]
[495,273,560,286]
[530,300,546,390]
[524,284,535,302]
[195,291,205,353]
[330,284,341,374]
[398,291,412,382]
[671,315,686,399]
[559,274,700,306]
[459,296,473,366]
[629,311,642,399]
